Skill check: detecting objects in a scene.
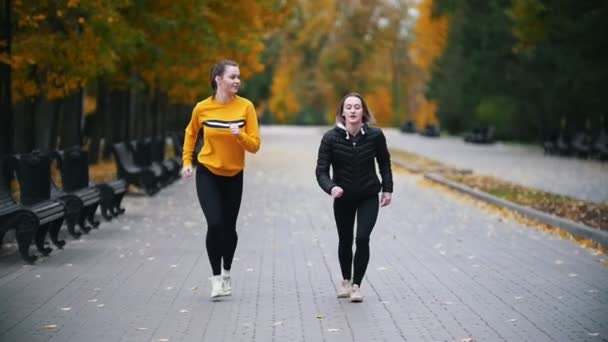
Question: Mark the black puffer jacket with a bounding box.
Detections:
[316,123,393,199]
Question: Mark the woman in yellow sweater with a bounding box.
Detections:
[181,60,260,300]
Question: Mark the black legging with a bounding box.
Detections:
[196,164,243,276]
[333,195,379,286]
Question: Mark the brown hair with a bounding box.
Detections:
[210,60,239,98]
[335,92,376,125]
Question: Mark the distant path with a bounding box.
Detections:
[384,129,608,203]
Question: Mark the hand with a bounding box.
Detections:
[229,123,240,136]
[330,186,344,198]
[380,192,392,207]
[180,165,193,178]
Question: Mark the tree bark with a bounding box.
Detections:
[0,0,11,156]
[59,88,83,149]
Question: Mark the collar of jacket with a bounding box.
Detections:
[335,122,368,140]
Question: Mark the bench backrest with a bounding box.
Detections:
[113,142,138,171]
[0,157,17,210]
[13,152,52,206]
[57,146,90,191]
[169,132,183,159]
[150,136,165,163]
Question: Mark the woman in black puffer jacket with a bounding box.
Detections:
[315,92,393,303]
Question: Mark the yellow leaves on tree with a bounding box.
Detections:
[365,87,392,127]
[269,55,300,124]
[9,0,135,102]
[410,0,449,69]
[414,98,439,129]
[409,0,448,128]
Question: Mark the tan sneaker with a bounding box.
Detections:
[350,284,363,302]
[337,280,352,298]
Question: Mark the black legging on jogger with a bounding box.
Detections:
[196,164,243,276]
[333,195,379,287]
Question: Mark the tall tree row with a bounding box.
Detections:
[428,0,608,141]
[1,0,291,158]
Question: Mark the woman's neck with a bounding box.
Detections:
[346,122,363,136]
[214,91,234,104]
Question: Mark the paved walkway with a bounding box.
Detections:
[0,126,607,342]
[384,129,608,203]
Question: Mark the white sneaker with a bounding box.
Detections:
[210,275,224,299]
[337,280,352,298]
[350,284,363,302]
[221,270,232,296]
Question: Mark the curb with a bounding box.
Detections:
[423,172,608,249]
[392,160,472,175]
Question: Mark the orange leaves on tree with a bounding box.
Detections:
[365,86,393,127]
[269,55,301,124]
[408,0,449,128]
[409,0,449,69]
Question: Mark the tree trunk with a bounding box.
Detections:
[12,101,33,153]
[30,92,60,152]
[0,0,11,156]
[59,88,83,149]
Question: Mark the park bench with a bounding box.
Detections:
[62,147,127,221]
[150,136,180,182]
[129,139,169,187]
[14,151,87,239]
[169,130,202,167]
[1,155,66,263]
[54,147,102,230]
[112,142,160,195]
[420,124,440,137]
[571,132,592,158]
[400,120,417,134]
[169,131,184,161]
[464,126,496,144]
[592,131,608,160]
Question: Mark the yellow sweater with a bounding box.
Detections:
[182,95,261,176]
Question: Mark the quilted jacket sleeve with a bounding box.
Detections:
[315,132,336,194]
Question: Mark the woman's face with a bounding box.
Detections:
[217,66,240,94]
[342,96,364,125]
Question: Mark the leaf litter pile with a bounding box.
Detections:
[390,148,608,232]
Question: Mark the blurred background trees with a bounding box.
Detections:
[1,0,606,160]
